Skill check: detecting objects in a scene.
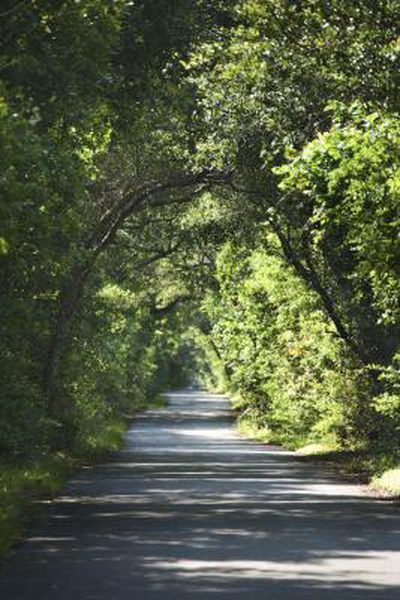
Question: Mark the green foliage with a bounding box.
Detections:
[0,417,126,556]
[0,0,123,129]
[0,95,85,453]
[180,0,400,464]
[0,0,399,545]
[53,279,178,451]
[0,453,74,556]
[187,0,399,172]
[372,467,400,496]
[205,238,397,450]
[275,104,400,328]
[0,0,203,458]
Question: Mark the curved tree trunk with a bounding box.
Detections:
[42,169,229,413]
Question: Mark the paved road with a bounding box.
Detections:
[1,391,399,599]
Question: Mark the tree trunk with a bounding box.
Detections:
[270,219,370,365]
[42,169,229,414]
[43,264,90,413]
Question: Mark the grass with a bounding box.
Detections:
[236,413,310,449]
[236,417,274,444]
[237,412,400,499]
[74,420,127,459]
[0,453,75,557]
[0,434,125,559]
[295,443,339,456]
[0,420,127,557]
[295,445,400,498]
[371,468,400,496]
[0,395,167,558]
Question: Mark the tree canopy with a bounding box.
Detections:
[0,0,399,472]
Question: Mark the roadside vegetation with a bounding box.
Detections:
[0,0,399,554]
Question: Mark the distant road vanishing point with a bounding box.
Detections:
[1,390,399,599]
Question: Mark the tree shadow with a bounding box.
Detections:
[1,392,399,599]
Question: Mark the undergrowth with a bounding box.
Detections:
[0,417,129,557]
[237,410,400,498]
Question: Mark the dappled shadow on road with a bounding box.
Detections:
[1,392,399,599]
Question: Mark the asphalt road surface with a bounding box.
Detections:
[1,390,399,599]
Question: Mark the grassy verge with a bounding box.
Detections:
[236,414,309,449]
[236,417,275,444]
[0,452,76,557]
[0,395,166,558]
[296,445,400,498]
[0,418,127,558]
[236,413,400,499]
[73,419,128,460]
[371,468,400,496]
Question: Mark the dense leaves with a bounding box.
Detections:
[0,0,398,473]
